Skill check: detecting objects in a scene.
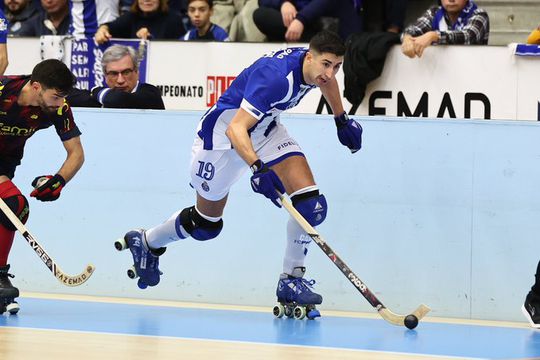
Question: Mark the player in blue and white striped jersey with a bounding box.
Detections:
[70,0,119,38]
[120,31,363,314]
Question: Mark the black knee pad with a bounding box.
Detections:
[180,206,223,241]
[0,194,29,231]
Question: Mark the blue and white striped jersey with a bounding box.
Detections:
[196,47,316,150]
[70,0,119,37]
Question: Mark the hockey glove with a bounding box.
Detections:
[335,112,362,153]
[90,86,109,104]
[30,174,66,202]
[250,160,285,208]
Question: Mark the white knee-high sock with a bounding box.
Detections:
[146,210,190,248]
[283,216,312,275]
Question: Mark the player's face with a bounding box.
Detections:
[37,87,66,114]
[188,1,212,29]
[104,55,139,93]
[5,0,29,13]
[441,0,468,14]
[138,0,160,13]
[304,51,343,87]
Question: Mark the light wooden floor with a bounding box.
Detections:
[0,327,469,360]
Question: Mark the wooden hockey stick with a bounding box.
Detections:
[280,194,430,328]
[0,197,95,287]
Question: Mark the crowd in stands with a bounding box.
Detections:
[1,0,539,111]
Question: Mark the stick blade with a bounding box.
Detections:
[55,264,95,287]
[378,304,431,327]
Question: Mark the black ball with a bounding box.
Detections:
[404,314,419,329]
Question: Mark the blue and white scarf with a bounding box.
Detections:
[432,0,477,31]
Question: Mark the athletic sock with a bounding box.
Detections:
[146,206,222,249]
[282,216,312,275]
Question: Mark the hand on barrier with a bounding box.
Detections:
[30,174,66,202]
[334,112,362,153]
[250,160,285,208]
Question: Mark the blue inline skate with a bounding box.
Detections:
[0,265,20,315]
[114,229,166,289]
[273,266,322,320]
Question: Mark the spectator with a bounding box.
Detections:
[228,0,265,41]
[527,24,540,45]
[4,0,39,36]
[182,0,229,41]
[16,0,70,36]
[70,0,120,38]
[363,0,408,33]
[209,0,243,32]
[253,0,362,42]
[94,0,186,44]
[67,44,165,110]
[401,0,489,59]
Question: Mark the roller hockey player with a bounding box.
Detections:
[116,30,362,319]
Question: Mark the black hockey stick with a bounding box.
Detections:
[0,197,95,287]
[280,194,430,328]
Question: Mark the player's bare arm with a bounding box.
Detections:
[225,108,259,165]
[57,136,85,183]
[319,77,344,116]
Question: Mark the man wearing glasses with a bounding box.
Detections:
[68,44,165,110]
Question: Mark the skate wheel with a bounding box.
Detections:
[307,309,320,320]
[137,278,148,289]
[114,238,128,251]
[127,266,138,279]
[294,306,306,320]
[273,304,285,318]
[6,302,19,315]
[284,305,293,318]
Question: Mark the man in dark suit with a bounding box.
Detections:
[68,44,165,110]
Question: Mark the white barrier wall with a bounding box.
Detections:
[8,108,540,322]
[5,38,540,120]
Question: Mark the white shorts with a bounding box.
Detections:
[190,123,304,201]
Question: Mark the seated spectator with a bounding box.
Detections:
[527,24,540,45]
[71,0,120,38]
[67,44,165,110]
[4,0,39,36]
[253,0,362,42]
[94,0,186,44]
[228,0,265,41]
[363,0,408,34]
[182,0,229,41]
[16,0,70,36]
[401,0,489,59]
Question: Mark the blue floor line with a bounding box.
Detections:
[0,297,538,359]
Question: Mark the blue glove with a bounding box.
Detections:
[335,112,362,153]
[250,159,285,208]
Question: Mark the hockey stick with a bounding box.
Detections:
[280,194,430,328]
[0,197,95,287]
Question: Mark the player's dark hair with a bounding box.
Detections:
[309,30,346,57]
[30,59,75,96]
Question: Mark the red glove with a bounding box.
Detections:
[30,174,66,202]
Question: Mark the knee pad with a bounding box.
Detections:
[180,206,223,241]
[0,194,29,231]
[291,190,327,226]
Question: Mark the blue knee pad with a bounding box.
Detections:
[180,206,223,241]
[291,191,327,226]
